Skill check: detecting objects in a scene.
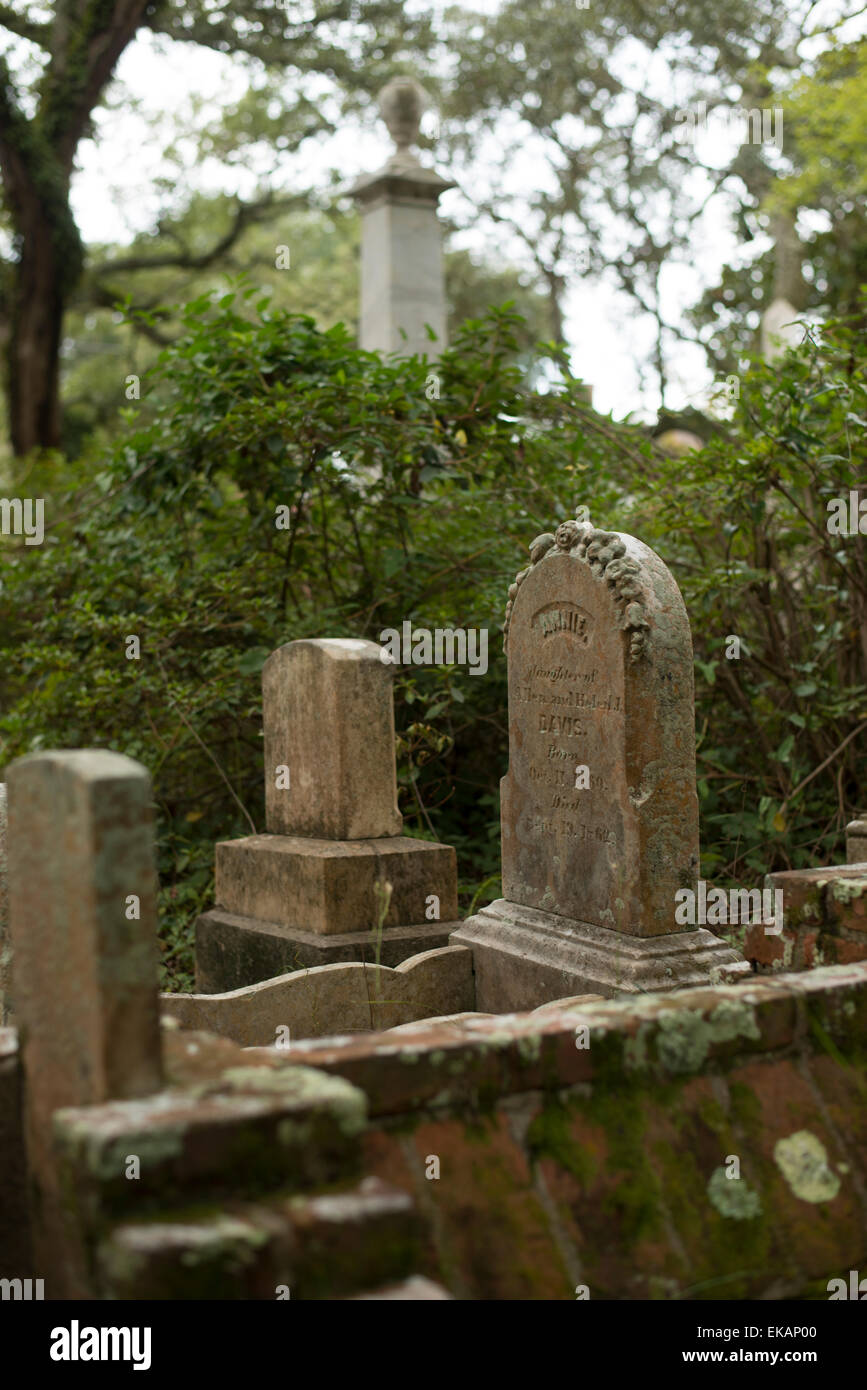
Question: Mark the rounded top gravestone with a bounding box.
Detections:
[501,521,700,939]
[263,638,403,841]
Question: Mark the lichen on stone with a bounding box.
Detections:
[773,1130,841,1203]
[175,1216,270,1267]
[221,1065,367,1136]
[516,1034,542,1064]
[89,1129,184,1180]
[831,878,867,904]
[654,1000,760,1075]
[706,1166,762,1220]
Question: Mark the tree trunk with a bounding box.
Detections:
[545,270,566,345]
[6,207,67,455]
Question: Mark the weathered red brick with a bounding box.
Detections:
[823,873,867,934]
[742,919,788,967]
[404,1112,572,1300]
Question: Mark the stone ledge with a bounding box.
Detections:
[743,866,867,972]
[163,945,475,1045]
[53,1065,368,1221]
[353,1051,867,1300]
[96,1177,424,1300]
[451,899,750,1012]
[195,909,457,993]
[260,961,867,1118]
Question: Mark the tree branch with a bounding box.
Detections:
[42,0,154,174]
[87,281,174,345]
[88,191,309,277]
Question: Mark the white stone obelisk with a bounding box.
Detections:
[351,77,454,359]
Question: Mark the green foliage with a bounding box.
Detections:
[632,319,867,877]
[691,34,867,368]
[54,200,552,458]
[0,290,622,984]
[0,0,437,452]
[0,291,863,985]
[771,39,867,218]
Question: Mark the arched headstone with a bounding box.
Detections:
[453,520,748,1010]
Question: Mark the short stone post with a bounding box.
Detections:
[7,750,163,1294]
[847,820,867,865]
[196,639,459,991]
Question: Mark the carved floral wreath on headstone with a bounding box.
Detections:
[503,521,650,662]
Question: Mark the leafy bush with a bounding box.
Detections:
[633,320,866,879]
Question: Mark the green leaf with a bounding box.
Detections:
[238,647,271,675]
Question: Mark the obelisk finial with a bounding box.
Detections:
[377,76,431,166]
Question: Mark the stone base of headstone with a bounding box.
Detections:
[451,900,751,1013]
[196,910,458,993]
[212,833,456,934]
[195,832,459,992]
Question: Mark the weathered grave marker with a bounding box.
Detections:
[453,520,748,1009]
[263,638,402,839]
[197,638,459,989]
[7,750,163,1292]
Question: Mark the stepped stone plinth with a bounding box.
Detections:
[196,639,458,991]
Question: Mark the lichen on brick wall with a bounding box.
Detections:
[706,1166,762,1220]
[773,1131,841,1204]
[621,999,762,1077]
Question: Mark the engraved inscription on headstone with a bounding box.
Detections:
[503,567,629,929]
